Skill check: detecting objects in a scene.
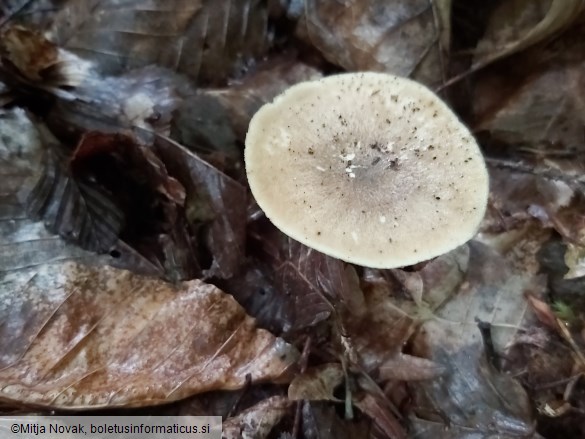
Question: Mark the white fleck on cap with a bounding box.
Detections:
[245,72,489,268]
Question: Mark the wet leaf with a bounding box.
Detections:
[347,276,416,376]
[474,17,585,154]
[12,0,274,85]
[409,416,538,439]
[0,108,121,273]
[0,1,34,24]
[473,0,584,70]
[151,133,247,279]
[47,65,189,139]
[70,132,185,206]
[409,242,539,436]
[297,0,450,85]
[0,262,297,409]
[24,130,200,282]
[0,111,73,271]
[526,294,559,330]
[485,165,585,283]
[223,396,291,439]
[226,223,364,334]
[171,57,321,169]
[26,145,124,254]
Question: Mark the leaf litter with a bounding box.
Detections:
[1,1,585,438]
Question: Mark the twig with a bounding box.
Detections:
[486,157,585,188]
[291,335,312,439]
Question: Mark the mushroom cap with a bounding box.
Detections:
[245,72,489,268]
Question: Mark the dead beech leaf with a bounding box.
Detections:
[297,0,450,85]
[0,108,160,277]
[473,0,584,70]
[0,262,297,409]
[172,57,322,166]
[348,277,416,375]
[525,294,558,330]
[223,223,363,334]
[484,166,585,280]
[379,354,445,382]
[0,25,58,82]
[0,108,87,270]
[409,416,536,439]
[288,364,344,402]
[223,396,291,439]
[151,133,247,279]
[410,242,539,436]
[47,65,189,139]
[0,1,33,25]
[0,25,94,93]
[13,0,273,85]
[354,393,407,439]
[26,146,125,254]
[474,17,585,154]
[24,130,199,282]
[70,132,186,206]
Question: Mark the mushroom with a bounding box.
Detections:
[244,72,489,268]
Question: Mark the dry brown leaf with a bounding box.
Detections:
[0,25,94,95]
[525,294,558,330]
[288,364,344,402]
[223,396,291,439]
[354,393,407,439]
[349,275,418,375]
[379,354,445,382]
[0,261,297,409]
[0,25,59,82]
[296,0,449,85]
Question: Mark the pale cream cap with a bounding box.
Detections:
[245,72,489,268]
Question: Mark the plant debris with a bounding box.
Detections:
[1,1,585,437]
